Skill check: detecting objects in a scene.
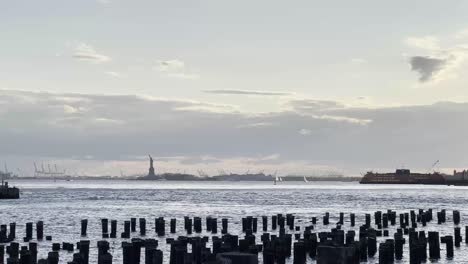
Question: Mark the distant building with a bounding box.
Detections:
[453,170,468,181]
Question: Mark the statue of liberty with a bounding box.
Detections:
[148,155,156,177]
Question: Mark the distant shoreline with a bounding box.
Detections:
[7,176,360,182]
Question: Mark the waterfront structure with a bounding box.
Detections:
[0,180,19,199]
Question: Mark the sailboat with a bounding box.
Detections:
[303,176,308,183]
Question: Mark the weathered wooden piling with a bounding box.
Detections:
[293,241,306,264]
[7,242,19,260]
[8,224,15,241]
[51,243,60,251]
[35,222,43,241]
[110,220,117,238]
[155,217,165,237]
[27,243,36,264]
[322,213,329,225]
[453,210,461,225]
[47,252,59,264]
[217,252,258,264]
[394,232,405,260]
[101,219,109,238]
[441,235,454,258]
[222,218,228,234]
[262,216,268,232]
[428,231,440,260]
[0,245,4,264]
[211,218,218,234]
[25,223,33,241]
[139,218,146,236]
[0,226,6,243]
[455,227,462,247]
[338,212,344,225]
[81,219,88,237]
[122,221,130,239]
[77,240,90,264]
[170,218,176,234]
[375,211,382,226]
[193,217,201,233]
[367,233,377,257]
[130,218,136,233]
[365,214,371,228]
[97,240,111,264]
[20,248,32,264]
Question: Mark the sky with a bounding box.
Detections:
[1,0,468,176]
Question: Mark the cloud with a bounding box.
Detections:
[167,73,200,80]
[409,56,449,82]
[73,43,110,64]
[350,58,367,64]
[2,89,468,175]
[63,105,80,114]
[97,0,111,4]
[238,122,276,128]
[157,60,185,72]
[405,36,440,50]
[298,129,311,136]
[455,28,468,39]
[405,34,468,83]
[204,89,293,96]
[156,59,199,79]
[105,71,122,78]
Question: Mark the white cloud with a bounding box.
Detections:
[167,73,200,80]
[298,128,311,136]
[405,36,440,50]
[238,122,276,128]
[97,0,111,4]
[73,43,111,64]
[63,105,79,114]
[455,28,468,39]
[350,58,367,64]
[157,60,185,72]
[105,71,122,78]
[156,59,199,79]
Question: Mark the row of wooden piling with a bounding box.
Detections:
[0,209,466,263]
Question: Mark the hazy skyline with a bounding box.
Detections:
[2,0,468,176]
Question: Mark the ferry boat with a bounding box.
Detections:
[360,169,446,185]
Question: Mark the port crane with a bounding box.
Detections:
[429,160,440,173]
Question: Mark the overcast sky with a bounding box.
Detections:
[1,0,468,176]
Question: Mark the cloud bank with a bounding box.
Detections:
[1,89,468,175]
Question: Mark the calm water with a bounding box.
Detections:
[1,179,468,263]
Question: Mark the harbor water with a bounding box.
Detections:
[1,179,468,263]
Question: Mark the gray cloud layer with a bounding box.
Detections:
[1,89,468,172]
